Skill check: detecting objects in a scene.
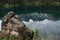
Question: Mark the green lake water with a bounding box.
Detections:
[0,6,60,19]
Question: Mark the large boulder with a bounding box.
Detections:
[0,11,34,40]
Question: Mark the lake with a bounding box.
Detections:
[0,6,60,40]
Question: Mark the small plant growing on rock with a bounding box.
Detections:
[0,35,15,40]
[34,29,39,40]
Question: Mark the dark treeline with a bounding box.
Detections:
[0,0,60,8]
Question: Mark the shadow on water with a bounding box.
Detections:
[0,6,60,20]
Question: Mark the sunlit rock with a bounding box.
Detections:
[0,11,34,40]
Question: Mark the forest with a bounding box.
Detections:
[0,0,60,8]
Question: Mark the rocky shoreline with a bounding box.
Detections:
[0,11,34,40]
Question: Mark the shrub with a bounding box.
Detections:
[33,29,39,40]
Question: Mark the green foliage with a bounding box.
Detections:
[0,35,15,40]
[48,2,60,6]
[0,0,60,8]
[4,4,10,8]
[34,29,39,40]
[9,35,16,40]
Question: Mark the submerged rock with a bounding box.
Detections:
[0,11,34,40]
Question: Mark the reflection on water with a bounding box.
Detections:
[23,19,60,40]
[19,13,55,21]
